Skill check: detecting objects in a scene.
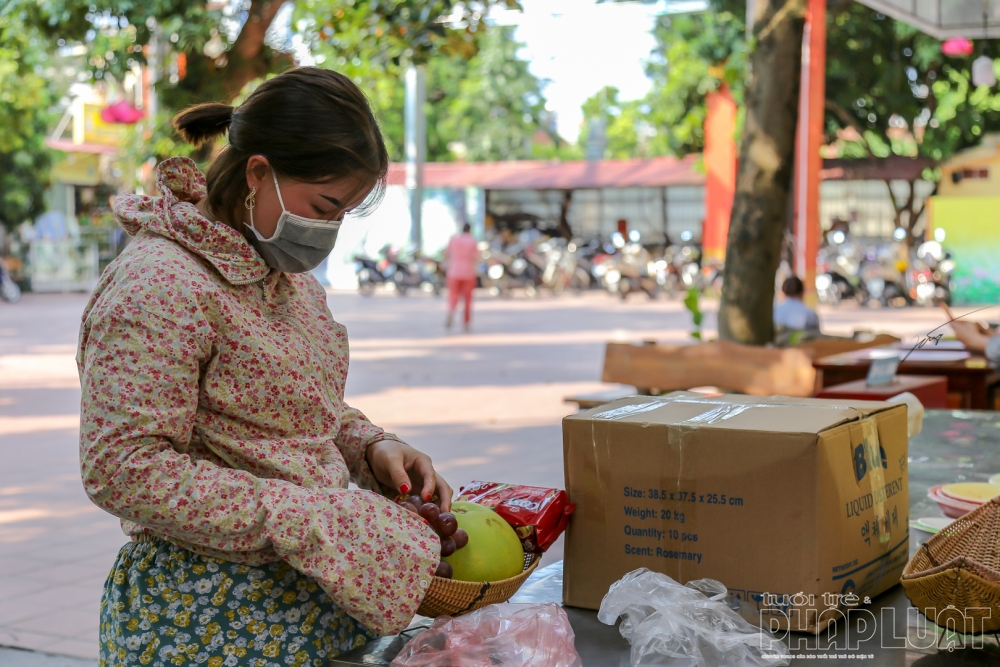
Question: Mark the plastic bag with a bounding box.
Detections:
[390,603,582,667]
[597,569,791,667]
[887,391,924,437]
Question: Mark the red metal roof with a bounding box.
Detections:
[387,155,934,190]
[386,155,705,190]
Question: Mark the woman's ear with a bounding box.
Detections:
[246,155,271,190]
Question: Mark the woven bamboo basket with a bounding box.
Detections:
[416,551,541,617]
[901,497,1000,633]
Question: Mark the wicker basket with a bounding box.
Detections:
[901,497,1000,633]
[416,551,541,617]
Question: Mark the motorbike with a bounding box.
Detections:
[600,233,660,300]
[536,238,592,294]
[567,238,603,291]
[381,248,444,296]
[0,258,21,304]
[858,247,911,308]
[480,240,543,297]
[815,236,865,306]
[353,254,390,296]
[908,241,954,306]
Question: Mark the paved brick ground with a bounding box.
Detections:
[0,289,975,660]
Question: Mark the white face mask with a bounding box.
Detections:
[245,171,342,273]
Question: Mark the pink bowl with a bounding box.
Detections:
[928,485,980,518]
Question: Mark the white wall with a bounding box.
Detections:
[316,185,465,289]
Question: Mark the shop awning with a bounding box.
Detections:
[46,138,118,155]
[386,155,704,190]
[856,0,1000,39]
[387,156,935,191]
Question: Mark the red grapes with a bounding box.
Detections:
[398,498,469,580]
[453,529,469,549]
[440,537,457,557]
[419,502,440,524]
[437,513,458,536]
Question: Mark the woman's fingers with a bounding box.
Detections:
[413,455,437,502]
[435,474,454,512]
[384,450,413,495]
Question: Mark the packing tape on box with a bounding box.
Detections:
[666,423,698,583]
[592,394,877,424]
[860,417,892,554]
[591,398,673,421]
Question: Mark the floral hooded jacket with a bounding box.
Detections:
[77,157,439,636]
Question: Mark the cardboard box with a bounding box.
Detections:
[562,392,909,633]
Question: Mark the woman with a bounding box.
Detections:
[77,68,452,667]
[444,223,479,332]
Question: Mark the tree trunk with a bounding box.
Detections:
[557,190,574,239]
[221,0,292,100]
[717,0,806,345]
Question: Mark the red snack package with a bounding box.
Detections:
[456,481,576,554]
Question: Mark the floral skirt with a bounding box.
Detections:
[99,537,377,667]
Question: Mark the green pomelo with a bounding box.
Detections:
[443,504,524,582]
[450,500,492,514]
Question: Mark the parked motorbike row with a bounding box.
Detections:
[352,231,721,300]
[353,245,445,296]
[815,236,954,308]
[354,230,956,307]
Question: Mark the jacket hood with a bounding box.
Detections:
[113,157,268,285]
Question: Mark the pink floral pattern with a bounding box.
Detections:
[77,157,439,636]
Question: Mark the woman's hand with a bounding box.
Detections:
[365,440,453,512]
[950,320,992,355]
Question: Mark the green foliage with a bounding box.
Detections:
[826,4,1000,162]
[638,0,1000,164]
[0,7,57,230]
[579,87,652,159]
[683,288,703,340]
[642,3,748,156]
[580,1,747,159]
[437,25,550,161]
[297,0,520,70]
[19,0,536,211]
[311,22,552,162]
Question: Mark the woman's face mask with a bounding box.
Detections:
[246,171,362,274]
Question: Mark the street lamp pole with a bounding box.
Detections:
[405,64,426,252]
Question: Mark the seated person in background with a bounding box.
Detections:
[774,276,821,332]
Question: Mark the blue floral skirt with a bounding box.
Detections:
[99,537,377,667]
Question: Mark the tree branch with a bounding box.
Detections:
[233,0,289,62]
[824,99,872,154]
[883,178,904,215]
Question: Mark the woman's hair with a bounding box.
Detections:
[462,223,472,233]
[172,67,388,229]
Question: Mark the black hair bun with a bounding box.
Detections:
[172,103,235,147]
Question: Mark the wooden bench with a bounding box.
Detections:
[565,334,901,411]
[601,340,816,397]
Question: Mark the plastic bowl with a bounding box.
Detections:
[927,485,980,519]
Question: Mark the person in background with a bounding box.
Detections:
[444,223,479,332]
[946,306,1000,362]
[774,275,821,331]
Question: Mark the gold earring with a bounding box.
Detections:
[244,187,256,210]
